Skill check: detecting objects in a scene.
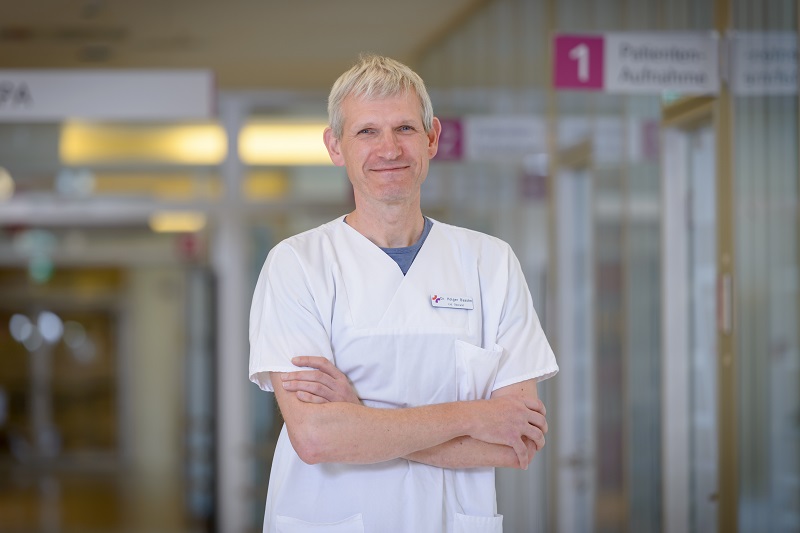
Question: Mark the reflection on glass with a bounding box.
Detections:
[0,269,121,531]
[556,167,595,532]
[55,168,95,198]
[688,126,718,532]
[735,90,800,531]
[9,313,33,342]
[0,387,7,427]
[37,311,64,345]
[594,169,625,532]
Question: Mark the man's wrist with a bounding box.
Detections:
[457,399,483,440]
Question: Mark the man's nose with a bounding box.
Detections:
[377,131,401,159]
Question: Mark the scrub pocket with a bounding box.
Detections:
[275,513,364,533]
[454,340,503,401]
[454,512,504,533]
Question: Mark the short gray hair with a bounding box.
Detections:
[327,54,434,139]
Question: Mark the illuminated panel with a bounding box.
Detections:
[243,171,289,200]
[61,121,334,167]
[148,211,207,233]
[93,173,221,200]
[0,167,14,201]
[61,122,227,165]
[240,122,332,165]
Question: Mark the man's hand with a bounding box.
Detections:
[280,356,361,405]
[467,395,547,469]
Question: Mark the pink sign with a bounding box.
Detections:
[553,34,604,91]
[519,172,548,202]
[434,118,463,161]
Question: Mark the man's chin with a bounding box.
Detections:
[365,191,418,206]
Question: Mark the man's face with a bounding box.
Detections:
[324,91,440,208]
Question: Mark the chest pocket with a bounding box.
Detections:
[454,513,503,533]
[454,340,502,400]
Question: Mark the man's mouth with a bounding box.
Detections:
[371,165,409,172]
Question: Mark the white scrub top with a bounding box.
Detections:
[249,216,558,533]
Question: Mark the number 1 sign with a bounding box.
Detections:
[553,34,605,90]
[553,32,719,94]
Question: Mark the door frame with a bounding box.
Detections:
[660,93,737,533]
[554,138,595,533]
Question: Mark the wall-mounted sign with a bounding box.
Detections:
[729,31,797,95]
[463,116,546,161]
[554,32,720,95]
[434,118,464,161]
[605,33,719,94]
[0,70,215,122]
[553,34,605,91]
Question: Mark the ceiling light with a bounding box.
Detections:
[60,120,334,167]
[148,211,207,233]
[61,122,227,165]
[0,167,14,201]
[240,122,331,165]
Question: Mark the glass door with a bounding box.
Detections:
[554,144,595,533]
[0,117,219,532]
[661,99,719,533]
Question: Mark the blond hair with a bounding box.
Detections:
[327,54,434,138]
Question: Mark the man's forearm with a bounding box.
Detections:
[285,399,485,465]
[404,436,526,469]
[272,372,541,467]
[403,379,545,469]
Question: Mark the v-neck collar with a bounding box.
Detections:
[340,216,406,279]
[339,215,434,278]
[336,217,445,327]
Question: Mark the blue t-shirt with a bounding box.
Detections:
[343,216,433,275]
[380,217,433,275]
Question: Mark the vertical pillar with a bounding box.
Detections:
[544,0,560,531]
[714,1,737,532]
[214,96,251,533]
[661,128,691,533]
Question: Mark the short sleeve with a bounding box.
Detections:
[492,245,558,391]
[248,243,333,392]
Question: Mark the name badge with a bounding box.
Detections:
[430,294,474,310]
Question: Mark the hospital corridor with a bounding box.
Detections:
[0,0,798,531]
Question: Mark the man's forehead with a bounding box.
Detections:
[344,90,418,106]
[342,92,423,123]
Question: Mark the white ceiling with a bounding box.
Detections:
[0,0,485,90]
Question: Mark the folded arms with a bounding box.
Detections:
[272,356,547,470]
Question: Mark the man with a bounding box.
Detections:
[249,54,558,533]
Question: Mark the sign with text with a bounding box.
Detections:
[605,32,719,94]
[554,34,605,91]
[554,32,720,95]
[729,32,797,95]
[0,70,215,121]
[434,118,464,161]
[463,116,546,161]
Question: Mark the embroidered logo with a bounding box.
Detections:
[431,295,443,303]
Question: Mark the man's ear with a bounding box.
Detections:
[427,117,442,159]
[323,127,345,167]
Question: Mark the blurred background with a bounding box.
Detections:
[0,0,797,532]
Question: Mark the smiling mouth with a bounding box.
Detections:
[371,165,409,172]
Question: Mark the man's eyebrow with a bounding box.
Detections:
[352,117,422,129]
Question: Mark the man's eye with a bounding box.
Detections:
[398,125,413,132]
[358,129,374,135]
